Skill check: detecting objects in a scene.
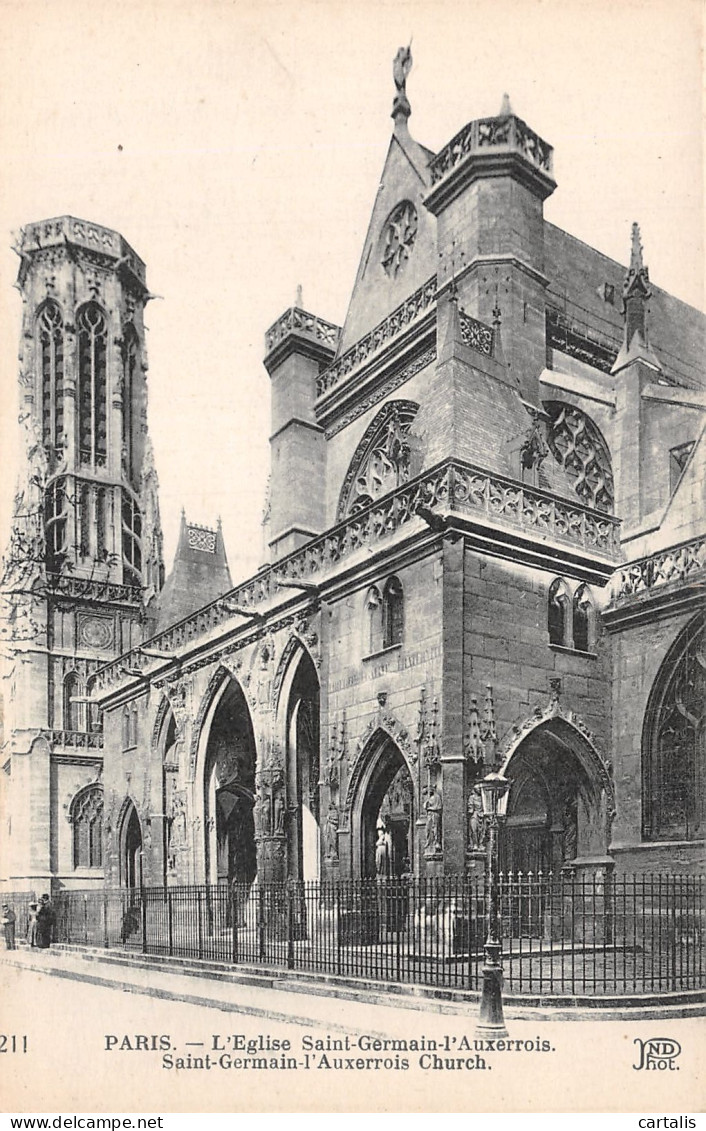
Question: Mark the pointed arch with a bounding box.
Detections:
[337,400,419,519]
[116,796,143,889]
[69,783,104,869]
[543,400,614,513]
[271,634,318,718]
[190,664,253,781]
[548,577,571,647]
[36,299,65,455]
[121,322,140,487]
[76,301,108,468]
[642,612,704,842]
[345,726,417,878]
[63,671,83,732]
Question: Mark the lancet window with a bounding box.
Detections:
[63,671,82,732]
[644,615,705,842]
[44,477,68,573]
[38,301,65,455]
[122,490,142,586]
[543,401,614,513]
[77,303,108,468]
[70,785,103,869]
[548,578,571,647]
[383,576,404,648]
[573,584,594,653]
[122,326,139,487]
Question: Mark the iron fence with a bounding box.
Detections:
[3,872,703,998]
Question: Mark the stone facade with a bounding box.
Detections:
[2,67,704,896]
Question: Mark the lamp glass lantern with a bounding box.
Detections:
[478,771,510,819]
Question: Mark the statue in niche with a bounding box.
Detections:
[562,796,578,862]
[375,822,391,878]
[324,805,339,861]
[424,786,443,854]
[467,786,485,852]
[273,784,285,836]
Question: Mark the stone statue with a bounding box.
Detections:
[273,786,285,836]
[393,46,413,97]
[375,823,391,878]
[467,786,485,851]
[325,805,339,860]
[562,796,578,862]
[424,787,442,854]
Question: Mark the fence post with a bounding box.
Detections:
[197,890,203,960]
[258,885,265,964]
[83,893,88,945]
[232,885,238,966]
[141,888,147,954]
[167,891,173,957]
[286,879,295,971]
[103,892,109,950]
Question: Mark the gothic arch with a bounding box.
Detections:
[190,664,253,781]
[345,726,417,878]
[272,634,318,718]
[116,795,143,889]
[543,400,614,513]
[151,695,173,754]
[498,701,614,811]
[337,399,419,520]
[345,720,416,820]
[642,612,704,842]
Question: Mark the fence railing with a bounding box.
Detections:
[4,872,703,998]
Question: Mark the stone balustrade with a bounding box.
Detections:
[430,114,553,186]
[93,460,622,693]
[609,535,706,605]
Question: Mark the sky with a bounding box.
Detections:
[0,0,703,586]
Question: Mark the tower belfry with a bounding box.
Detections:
[1,216,164,891]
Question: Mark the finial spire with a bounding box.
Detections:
[391,45,413,130]
[499,92,513,117]
[295,284,303,308]
[629,221,644,275]
[611,221,661,375]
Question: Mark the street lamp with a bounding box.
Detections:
[476,770,510,1038]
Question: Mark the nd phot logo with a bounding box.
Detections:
[633,1037,681,1071]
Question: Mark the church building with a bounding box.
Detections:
[1,56,704,896]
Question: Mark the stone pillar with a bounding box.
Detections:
[440,536,466,874]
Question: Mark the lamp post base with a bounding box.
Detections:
[476,960,508,1039]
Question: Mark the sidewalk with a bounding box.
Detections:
[2,943,703,1024]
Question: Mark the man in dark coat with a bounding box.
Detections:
[36,894,54,948]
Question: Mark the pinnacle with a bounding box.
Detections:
[499,92,513,117]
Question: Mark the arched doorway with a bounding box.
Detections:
[284,650,320,881]
[502,719,606,874]
[358,737,414,879]
[203,678,257,888]
[122,803,142,890]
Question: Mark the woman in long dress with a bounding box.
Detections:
[36,894,54,948]
[27,902,39,947]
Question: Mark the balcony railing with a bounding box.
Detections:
[316,276,439,398]
[45,730,104,750]
[264,307,341,356]
[46,574,143,604]
[93,459,621,693]
[430,114,554,186]
[609,534,706,605]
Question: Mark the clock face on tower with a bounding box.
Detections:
[380,200,418,278]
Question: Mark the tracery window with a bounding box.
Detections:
[44,477,68,573]
[644,615,705,843]
[338,402,418,519]
[383,577,404,648]
[548,579,570,647]
[380,200,418,278]
[77,303,108,468]
[38,301,64,455]
[70,785,103,869]
[79,482,91,558]
[543,401,614,513]
[122,490,142,586]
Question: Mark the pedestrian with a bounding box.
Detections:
[27,901,39,947]
[1,904,16,950]
[36,893,54,948]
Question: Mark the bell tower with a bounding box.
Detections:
[1,216,164,892]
